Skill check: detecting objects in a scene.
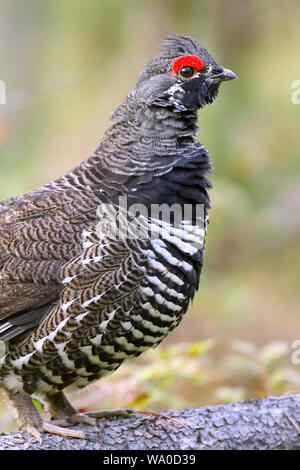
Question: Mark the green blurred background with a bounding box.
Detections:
[0,0,299,430]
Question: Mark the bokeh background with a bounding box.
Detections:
[0,0,299,431]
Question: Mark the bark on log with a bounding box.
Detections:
[0,393,299,450]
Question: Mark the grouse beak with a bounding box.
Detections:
[211,67,238,82]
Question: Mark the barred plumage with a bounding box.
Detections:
[0,34,236,440]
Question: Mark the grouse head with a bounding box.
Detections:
[133,34,237,111]
[79,34,237,190]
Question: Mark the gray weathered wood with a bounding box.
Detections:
[0,393,299,450]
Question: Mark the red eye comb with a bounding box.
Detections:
[171,55,205,75]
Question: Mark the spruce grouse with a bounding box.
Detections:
[0,35,237,441]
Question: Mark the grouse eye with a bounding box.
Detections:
[171,55,205,77]
[179,66,195,78]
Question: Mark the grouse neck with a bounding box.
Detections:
[53,101,210,196]
[81,102,204,176]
